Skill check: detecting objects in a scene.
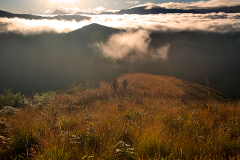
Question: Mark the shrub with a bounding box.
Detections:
[0,89,24,109]
[0,106,20,116]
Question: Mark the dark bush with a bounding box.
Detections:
[0,89,24,109]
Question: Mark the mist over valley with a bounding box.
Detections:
[0,2,240,99]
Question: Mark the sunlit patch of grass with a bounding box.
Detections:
[1,73,239,159]
[135,129,171,159]
[34,132,72,160]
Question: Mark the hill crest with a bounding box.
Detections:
[117,73,227,100]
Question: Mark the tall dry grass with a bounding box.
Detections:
[0,73,239,159]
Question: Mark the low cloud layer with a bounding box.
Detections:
[134,0,240,10]
[93,30,170,62]
[0,12,240,35]
[0,18,90,35]
[90,13,240,33]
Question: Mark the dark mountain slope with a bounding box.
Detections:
[122,32,240,99]
[196,5,240,13]
[159,33,240,98]
[75,11,96,15]
[0,24,121,94]
[0,24,239,98]
[67,23,121,43]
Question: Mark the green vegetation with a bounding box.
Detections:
[0,89,24,109]
[0,73,240,159]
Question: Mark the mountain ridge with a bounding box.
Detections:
[0,9,90,22]
[118,73,228,100]
[100,5,240,14]
[52,9,70,15]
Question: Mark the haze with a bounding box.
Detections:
[0,0,240,99]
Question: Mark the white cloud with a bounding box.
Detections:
[133,0,240,10]
[0,18,90,35]
[105,10,121,13]
[44,10,51,13]
[20,0,240,15]
[89,13,240,33]
[79,6,108,14]
[93,6,107,13]
[93,30,170,62]
[0,12,240,35]
[61,7,80,13]
[1,11,239,62]
[126,1,139,5]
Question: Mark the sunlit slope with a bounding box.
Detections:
[118,73,227,100]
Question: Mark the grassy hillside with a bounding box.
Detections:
[0,73,239,160]
[118,73,227,100]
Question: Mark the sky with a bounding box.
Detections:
[0,0,214,14]
[0,0,240,35]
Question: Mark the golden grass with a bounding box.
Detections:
[0,73,239,159]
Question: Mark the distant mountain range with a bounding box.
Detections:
[100,5,240,14]
[52,9,70,15]
[196,5,240,13]
[1,5,239,19]
[0,10,90,22]
[75,11,96,15]
[103,6,201,14]
[54,5,240,15]
[0,23,240,99]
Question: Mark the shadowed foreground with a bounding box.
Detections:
[0,73,240,160]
